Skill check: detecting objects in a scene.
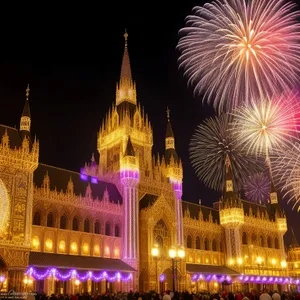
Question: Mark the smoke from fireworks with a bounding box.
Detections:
[231,93,300,158]
[271,143,300,211]
[177,0,300,113]
[190,114,263,192]
[244,172,270,204]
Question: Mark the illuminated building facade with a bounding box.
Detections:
[0,33,297,295]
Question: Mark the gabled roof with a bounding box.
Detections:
[34,164,122,204]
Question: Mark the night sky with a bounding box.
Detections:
[0,1,299,244]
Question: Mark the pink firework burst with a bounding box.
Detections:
[178,0,300,113]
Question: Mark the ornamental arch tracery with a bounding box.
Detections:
[33,211,41,226]
[153,219,171,257]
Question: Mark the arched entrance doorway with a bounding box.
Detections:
[161,268,173,292]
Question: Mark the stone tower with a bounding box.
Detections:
[219,155,244,264]
[0,85,39,291]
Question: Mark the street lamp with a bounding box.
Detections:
[281,260,287,277]
[169,246,185,292]
[151,245,159,292]
[271,259,277,276]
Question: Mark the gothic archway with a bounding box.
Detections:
[0,179,10,237]
[153,219,171,259]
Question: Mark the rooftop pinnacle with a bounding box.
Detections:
[120,29,132,82]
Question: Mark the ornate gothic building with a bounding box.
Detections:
[0,32,297,295]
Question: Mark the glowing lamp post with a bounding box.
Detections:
[169,246,185,292]
[151,245,159,292]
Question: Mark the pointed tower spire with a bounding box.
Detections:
[120,29,132,82]
[124,135,135,157]
[116,30,137,108]
[223,155,237,201]
[20,84,31,139]
[165,107,178,164]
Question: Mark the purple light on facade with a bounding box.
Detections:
[169,178,182,197]
[120,169,139,180]
[159,274,166,282]
[238,275,297,284]
[25,267,132,282]
[91,177,98,184]
[0,276,5,282]
[80,174,88,181]
[190,273,232,283]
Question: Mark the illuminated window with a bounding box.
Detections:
[94,244,100,256]
[33,211,41,225]
[59,240,66,252]
[45,239,53,251]
[32,237,40,250]
[104,246,110,256]
[114,248,120,258]
[82,243,89,255]
[71,242,78,254]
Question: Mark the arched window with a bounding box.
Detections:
[212,239,217,251]
[115,225,120,237]
[187,235,192,248]
[267,236,272,248]
[72,217,79,231]
[94,220,100,234]
[204,238,209,250]
[251,233,257,245]
[105,222,110,236]
[260,235,264,247]
[275,237,279,249]
[47,212,54,227]
[33,211,41,225]
[242,232,248,245]
[196,236,200,249]
[60,215,67,229]
[84,219,90,233]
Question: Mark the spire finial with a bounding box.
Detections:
[166,107,170,121]
[26,84,30,101]
[124,29,128,48]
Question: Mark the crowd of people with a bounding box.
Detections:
[24,290,300,300]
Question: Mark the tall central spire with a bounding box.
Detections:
[116,30,137,107]
[120,30,132,82]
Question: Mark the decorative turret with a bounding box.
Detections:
[220,155,244,264]
[20,84,31,139]
[116,30,137,112]
[162,108,184,245]
[165,107,179,165]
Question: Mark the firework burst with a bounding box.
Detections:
[177,0,300,112]
[271,143,300,211]
[231,93,300,158]
[244,172,270,204]
[190,114,263,192]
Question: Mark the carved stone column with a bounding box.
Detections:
[8,268,25,292]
